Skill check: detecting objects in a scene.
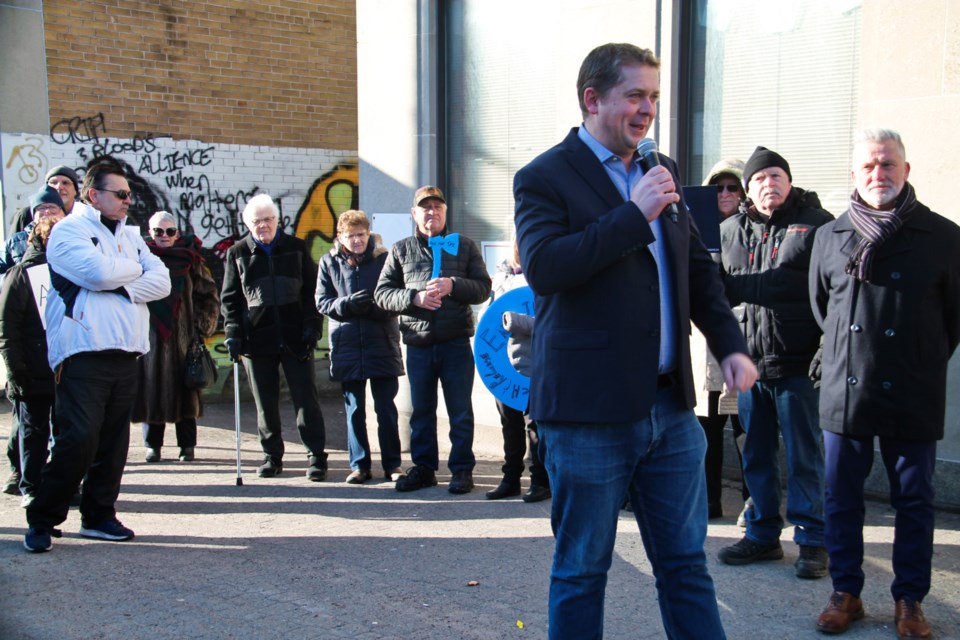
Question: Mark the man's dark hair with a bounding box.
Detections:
[80,159,126,203]
[577,43,660,117]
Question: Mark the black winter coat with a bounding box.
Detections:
[375,229,491,346]
[0,242,54,399]
[720,187,834,379]
[316,238,404,382]
[810,199,960,441]
[221,232,322,357]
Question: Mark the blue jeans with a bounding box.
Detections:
[823,431,935,602]
[405,338,476,473]
[342,377,402,473]
[539,387,725,640]
[738,376,824,546]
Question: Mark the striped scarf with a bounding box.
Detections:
[845,182,916,282]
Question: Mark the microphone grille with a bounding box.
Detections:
[636,138,658,155]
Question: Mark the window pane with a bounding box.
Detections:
[687,0,862,215]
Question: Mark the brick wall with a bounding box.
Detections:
[43,0,357,150]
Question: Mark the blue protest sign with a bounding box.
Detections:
[473,286,535,411]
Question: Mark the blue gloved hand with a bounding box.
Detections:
[224,337,242,363]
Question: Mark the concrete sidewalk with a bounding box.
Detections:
[2,396,960,639]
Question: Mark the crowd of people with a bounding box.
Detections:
[3,40,959,640]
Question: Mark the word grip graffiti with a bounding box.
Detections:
[473,286,534,411]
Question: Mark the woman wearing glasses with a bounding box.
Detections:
[132,211,220,463]
[693,159,750,521]
[315,210,404,484]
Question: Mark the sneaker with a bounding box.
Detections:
[3,471,21,495]
[178,447,195,462]
[24,527,61,553]
[522,484,552,503]
[395,465,437,492]
[795,545,829,579]
[257,457,283,478]
[448,470,475,495]
[20,493,35,509]
[145,448,161,463]
[737,497,754,528]
[306,456,327,482]
[346,469,372,484]
[485,478,521,500]
[79,518,134,541]
[718,537,783,565]
[384,467,405,481]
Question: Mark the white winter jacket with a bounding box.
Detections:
[44,206,170,369]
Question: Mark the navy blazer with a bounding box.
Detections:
[514,128,746,423]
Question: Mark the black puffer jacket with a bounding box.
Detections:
[0,241,54,399]
[375,229,491,346]
[720,187,834,379]
[316,237,404,382]
[221,232,322,357]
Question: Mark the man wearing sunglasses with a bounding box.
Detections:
[23,160,171,553]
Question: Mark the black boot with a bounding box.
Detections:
[486,477,521,500]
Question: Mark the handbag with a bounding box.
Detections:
[184,335,218,389]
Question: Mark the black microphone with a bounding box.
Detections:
[636,138,678,223]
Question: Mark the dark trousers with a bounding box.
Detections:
[18,397,55,496]
[6,400,21,475]
[243,351,326,462]
[495,399,548,486]
[823,431,936,602]
[27,353,138,529]
[698,391,747,509]
[143,420,197,450]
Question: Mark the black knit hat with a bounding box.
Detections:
[742,146,791,186]
[45,165,80,192]
[30,185,65,212]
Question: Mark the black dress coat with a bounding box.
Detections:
[809,198,960,441]
[514,128,747,424]
[316,237,404,382]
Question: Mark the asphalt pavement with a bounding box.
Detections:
[2,394,960,639]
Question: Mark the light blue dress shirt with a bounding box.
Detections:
[577,125,677,374]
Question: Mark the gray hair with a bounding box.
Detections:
[242,193,279,225]
[853,128,906,161]
[148,210,177,228]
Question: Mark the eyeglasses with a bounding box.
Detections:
[98,188,132,201]
[251,216,277,226]
[717,184,741,194]
[152,227,178,237]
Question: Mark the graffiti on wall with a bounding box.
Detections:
[3,114,358,257]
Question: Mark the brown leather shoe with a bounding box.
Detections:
[816,591,864,634]
[895,598,932,639]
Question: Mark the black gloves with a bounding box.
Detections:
[808,344,823,389]
[224,337,242,363]
[300,327,319,362]
[345,289,374,315]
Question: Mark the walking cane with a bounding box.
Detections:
[233,360,243,486]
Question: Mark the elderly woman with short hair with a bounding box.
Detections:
[316,210,404,483]
[132,211,220,462]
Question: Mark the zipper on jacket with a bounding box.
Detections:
[267,250,286,352]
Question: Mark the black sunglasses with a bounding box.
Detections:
[717,184,741,194]
[99,188,132,200]
[152,228,178,237]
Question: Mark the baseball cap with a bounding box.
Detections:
[413,185,446,207]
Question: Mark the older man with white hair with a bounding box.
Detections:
[810,129,960,639]
[220,194,328,481]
